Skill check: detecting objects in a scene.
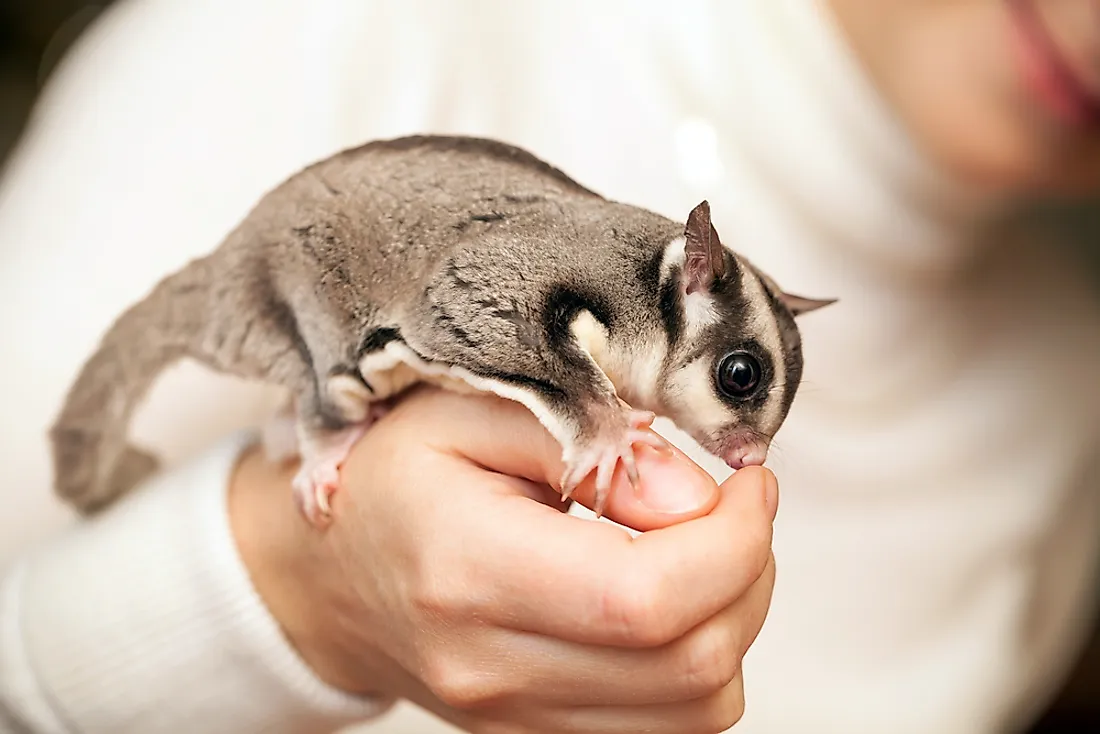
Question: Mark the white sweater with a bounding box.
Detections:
[1,1,1098,733]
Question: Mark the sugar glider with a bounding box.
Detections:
[50,135,834,526]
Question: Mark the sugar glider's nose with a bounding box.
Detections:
[723,435,769,470]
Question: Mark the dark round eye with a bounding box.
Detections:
[717,352,762,398]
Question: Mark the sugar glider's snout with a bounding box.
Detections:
[695,421,772,470]
[717,429,770,470]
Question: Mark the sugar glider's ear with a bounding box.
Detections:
[780,292,837,316]
[683,200,729,295]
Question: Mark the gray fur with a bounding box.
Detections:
[50,134,832,517]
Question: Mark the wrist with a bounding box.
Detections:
[228,444,383,696]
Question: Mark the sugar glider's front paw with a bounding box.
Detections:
[559,409,671,517]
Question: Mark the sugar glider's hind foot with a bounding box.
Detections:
[291,423,368,528]
[290,401,394,528]
[559,409,671,517]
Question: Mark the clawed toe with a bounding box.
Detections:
[629,428,672,454]
[559,422,673,518]
[292,462,340,527]
[291,424,367,528]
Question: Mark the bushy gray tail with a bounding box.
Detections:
[50,268,208,515]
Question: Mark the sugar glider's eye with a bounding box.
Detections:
[716,352,762,399]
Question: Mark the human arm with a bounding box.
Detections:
[1,380,775,734]
[0,431,392,734]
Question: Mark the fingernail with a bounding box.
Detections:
[635,457,714,514]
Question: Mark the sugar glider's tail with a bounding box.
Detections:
[50,263,212,515]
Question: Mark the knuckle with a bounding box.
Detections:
[408,561,473,620]
[599,573,676,646]
[701,677,746,733]
[678,621,742,697]
[421,656,503,711]
[409,584,455,627]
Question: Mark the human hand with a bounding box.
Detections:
[231,386,778,734]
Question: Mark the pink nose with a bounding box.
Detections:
[723,438,769,470]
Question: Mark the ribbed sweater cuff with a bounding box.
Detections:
[1,431,392,734]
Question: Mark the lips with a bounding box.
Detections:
[1008,0,1100,128]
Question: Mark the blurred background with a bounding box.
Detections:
[0,2,1096,731]
[0,1,108,169]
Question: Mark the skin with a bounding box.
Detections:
[231,387,778,734]
[827,0,1100,194]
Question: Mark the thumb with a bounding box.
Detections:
[432,389,719,531]
[567,440,720,531]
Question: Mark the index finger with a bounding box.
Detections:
[462,462,777,648]
[430,387,720,530]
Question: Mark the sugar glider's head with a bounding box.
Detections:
[656,201,835,470]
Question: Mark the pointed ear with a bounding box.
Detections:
[683,200,728,295]
[780,293,837,316]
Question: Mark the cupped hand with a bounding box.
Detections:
[231,386,778,734]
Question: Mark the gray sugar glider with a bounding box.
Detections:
[49,135,834,526]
